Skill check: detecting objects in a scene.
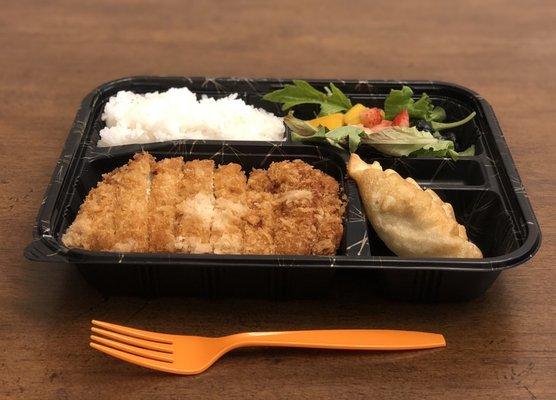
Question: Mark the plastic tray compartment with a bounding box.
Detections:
[24,77,541,301]
[29,141,368,297]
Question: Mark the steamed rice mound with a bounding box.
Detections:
[98,88,285,146]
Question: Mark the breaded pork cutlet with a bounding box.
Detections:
[210,163,248,254]
[175,159,215,253]
[243,169,276,255]
[62,152,154,252]
[63,152,345,256]
[267,160,345,255]
[309,169,345,255]
[267,160,318,255]
[148,157,186,252]
[285,161,345,255]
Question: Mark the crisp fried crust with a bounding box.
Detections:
[148,157,185,252]
[347,153,483,258]
[210,163,247,254]
[175,159,215,253]
[62,152,155,252]
[310,170,346,255]
[267,160,345,255]
[63,153,345,256]
[267,160,318,255]
[243,169,276,255]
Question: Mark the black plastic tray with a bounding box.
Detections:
[24,77,541,301]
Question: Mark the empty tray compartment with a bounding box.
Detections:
[355,156,487,187]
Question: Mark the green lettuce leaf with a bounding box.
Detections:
[361,126,440,156]
[430,112,476,131]
[263,80,352,116]
[290,127,327,143]
[283,111,319,136]
[263,80,326,111]
[456,145,476,157]
[410,143,475,160]
[429,106,446,122]
[325,126,366,153]
[411,91,434,120]
[319,102,349,116]
[384,85,446,122]
[323,83,352,115]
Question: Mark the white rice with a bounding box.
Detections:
[97,88,285,147]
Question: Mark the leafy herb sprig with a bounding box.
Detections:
[262,80,352,116]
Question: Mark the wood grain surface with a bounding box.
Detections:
[1,0,555,399]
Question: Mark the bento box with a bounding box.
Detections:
[24,77,541,301]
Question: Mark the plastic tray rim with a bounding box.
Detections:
[24,77,542,275]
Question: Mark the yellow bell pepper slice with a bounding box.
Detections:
[343,104,368,126]
[307,113,344,130]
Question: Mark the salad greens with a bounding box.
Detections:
[384,85,445,121]
[430,111,476,131]
[411,143,476,159]
[382,85,476,133]
[285,113,472,160]
[265,80,477,159]
[262,80,352,116]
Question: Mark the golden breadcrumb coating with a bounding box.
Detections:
[62,153,345,256]
[307,167,346,255]
[210,163,247,254]
[148,157,186,252]
[243,169,276,255]
[266,160,345,255]
[266,160,317,255]
[62,152,155,252]
[175,159,215,253]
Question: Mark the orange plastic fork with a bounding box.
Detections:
[90,320,446,375]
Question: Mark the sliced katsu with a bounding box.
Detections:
[266,160,318,255]
[62,152,345,256]
[243,169,276,255]
[62,152,154,252]
[148,157,186,252]
[210,163,247,254]
[266,160,345,256]
[175,159,215,253]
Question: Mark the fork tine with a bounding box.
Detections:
[91,327,172,353]
[92,320,172,344]
[90,335,173,363]
[90,343,182,374]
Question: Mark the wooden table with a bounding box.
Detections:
[1,1,554,398]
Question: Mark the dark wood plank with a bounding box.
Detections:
[0,0,554,399]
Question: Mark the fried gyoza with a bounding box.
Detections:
[347,154,482,258]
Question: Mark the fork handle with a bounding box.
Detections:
[231,330,445,350]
